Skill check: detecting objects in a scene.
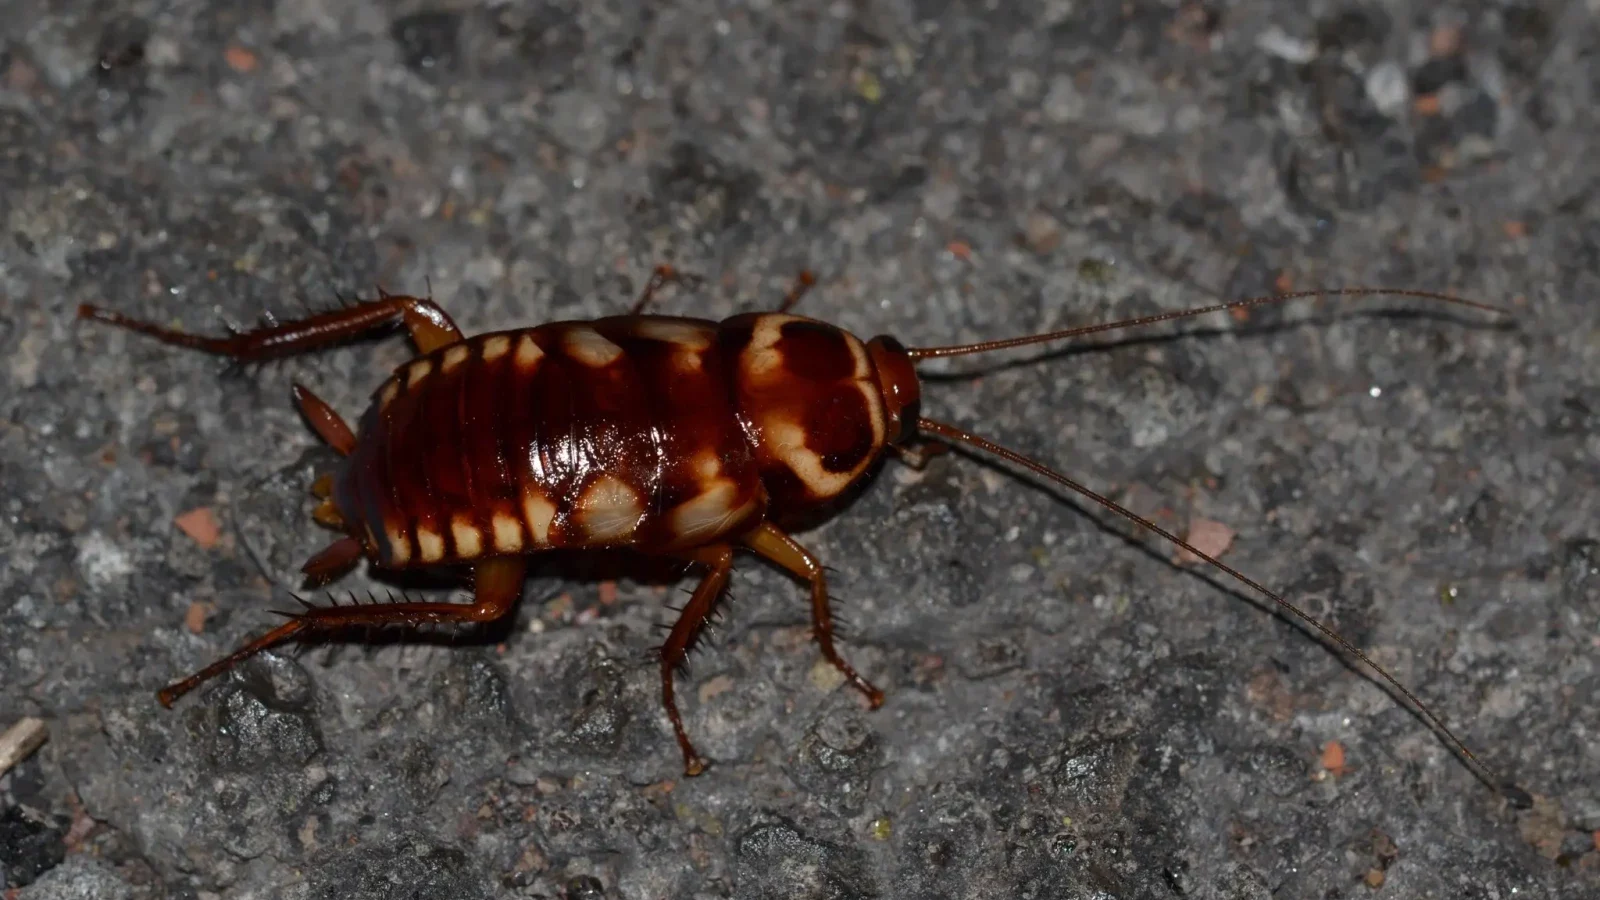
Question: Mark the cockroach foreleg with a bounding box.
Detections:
[292,383,356,455]
[77,289,463,363]
[741,522,885,708]
[775,270,817,313]
[157,556,527,707]
[658,544,735,776]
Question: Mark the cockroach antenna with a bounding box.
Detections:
[902,287,1512,360]
[907,286,1529,808]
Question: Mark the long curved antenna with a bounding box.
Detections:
[906,288,1511,360]
[916,416,1531,808]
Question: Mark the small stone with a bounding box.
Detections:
[1320,740,1347,777]
[75,532,133,589]
[224,45,258,73]
[1256,26,1317,64]
[1429,24,1463,57]
[698,674,736,704]
[1043,74,1086,123]
[184,601,208,634]
[1365,61,1408,117]
[1022,211,1063,255]
[547,91,611,155]
[174,506,221,548]
[808,657,846,694]
[1176,517,1236,565]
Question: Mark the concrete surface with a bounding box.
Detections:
[2,1,1597,897]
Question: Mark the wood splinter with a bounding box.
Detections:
[0,717,49,777]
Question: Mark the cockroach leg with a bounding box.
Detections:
[383,288,463,352]
[309,470,347,531]
[888,439,950,471]
[311,499,345,529]
[631,264,677,315]
[77,289,463,363]
[741,522,884,708]
[157,619,305,708]
[775,270,817,313]
[292,383,356,455]
[629,264,703,315]
[300,536,363,586]
[157,556,527,707]
[657,544,734,776]
[291,383,357,537]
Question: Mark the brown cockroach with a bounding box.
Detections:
[76,267,1528,805]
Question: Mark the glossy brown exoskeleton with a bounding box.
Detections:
[76,268,1528,803]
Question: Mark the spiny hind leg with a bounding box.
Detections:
[158,556,527,707]
[657,543,735,776]
[385,287,464,352]
[740,521,883,707]
[78,286,463,362]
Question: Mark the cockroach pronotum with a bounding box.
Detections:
[76,267,1530,806]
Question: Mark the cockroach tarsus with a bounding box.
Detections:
[76,268,1531,807]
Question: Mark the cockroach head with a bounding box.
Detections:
[866,334,921,445]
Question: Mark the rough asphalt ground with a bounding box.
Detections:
[2,1,1598,897]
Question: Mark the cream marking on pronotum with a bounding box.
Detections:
[764,417,860,497]
[741,313,801,380]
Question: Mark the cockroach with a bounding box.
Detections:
[76,267,1529,806]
